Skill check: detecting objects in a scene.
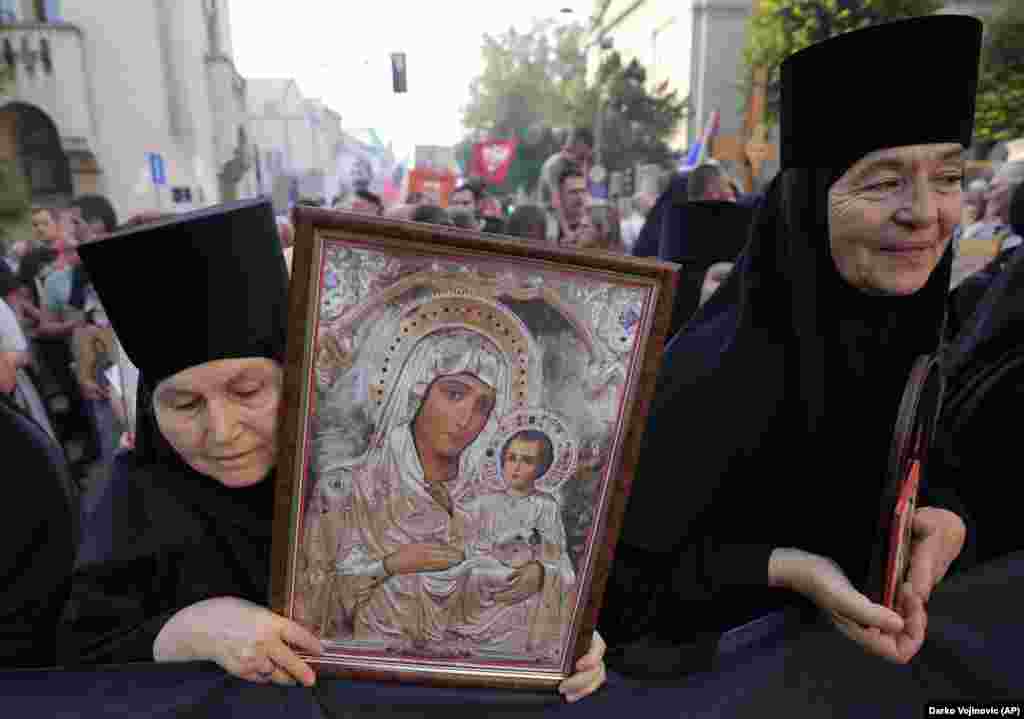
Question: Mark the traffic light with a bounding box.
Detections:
[391,52,407,93]
[623,166,634,197]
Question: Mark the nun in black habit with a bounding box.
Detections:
[0,389,78,668]
[599,15,982,677]
[657,200,756,337]
[58,199,325,687]
[58,199,609,700]
[931,181,1024,566]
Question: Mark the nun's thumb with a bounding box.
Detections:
[827,584,905,635]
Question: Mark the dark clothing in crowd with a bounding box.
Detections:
[935,244,1024,566]
[633,174,687,259]
[481,216,505,235]
[659,200,755,338]
[412,205,452,226]
[0,392,79,668]
[633,172,761,262]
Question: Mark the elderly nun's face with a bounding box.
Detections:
[828,143,964,296]
[154,357,283,488]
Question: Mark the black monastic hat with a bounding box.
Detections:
[780,15,983,173]
[77,198,289,385]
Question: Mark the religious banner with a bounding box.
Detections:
[272,209,678,691]
[407,168,456,208]
[471,139,518,186]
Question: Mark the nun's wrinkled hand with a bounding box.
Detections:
[769,548,921,662]
[558,631,607,703]
[830,582,926,664]
[153,596,324,687]
[905,507,966,603]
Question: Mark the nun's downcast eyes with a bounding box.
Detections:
[865,179,903,193]
[233,384,265,399]
[173,396,203,412]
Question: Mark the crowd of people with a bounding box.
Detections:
[3,12,1024,710]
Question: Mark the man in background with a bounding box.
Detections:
[539,128,594,211]
[549,164,589,245]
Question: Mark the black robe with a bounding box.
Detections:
[632,175,688,259]
[58,378,275,665]
[658,200,756,339]
[0,392,78,668]
[932,244,1024,566]
[598,168,963,677]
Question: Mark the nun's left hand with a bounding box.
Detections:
[558,631,607,703]
[905,507,966,604]
[831,581,926,665]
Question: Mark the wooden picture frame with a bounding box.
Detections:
[270,207,678,691]
[867,354,945,608]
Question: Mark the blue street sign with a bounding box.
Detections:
[147,153,167,186]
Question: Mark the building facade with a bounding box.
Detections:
[246,78,343,209]
[0,0,258,239]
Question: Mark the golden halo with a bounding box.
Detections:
[480,408,579,495]
[368,292,542,411]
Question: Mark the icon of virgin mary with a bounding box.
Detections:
[319,292,543,653]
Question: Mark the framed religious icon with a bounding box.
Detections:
[867,354,945,609]
[270,207,678,690]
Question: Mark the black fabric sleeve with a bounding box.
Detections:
[57,458,189,666]
[0,395,77,669]
[0,483,75,668]
[58,553,180,665]
[598,543,720,678]
[702,542,776,590]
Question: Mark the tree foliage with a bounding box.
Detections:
[576,51,686,173]
[462,19,588,136]
[457,20,588,195]
[459,21,686,194]
[742,0,942,123]
[973,0,1024,143]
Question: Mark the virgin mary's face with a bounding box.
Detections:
[413,373,496,460]
[829,143,964,296]
[154,357,283,488]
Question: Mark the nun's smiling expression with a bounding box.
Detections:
[829,143,964,296]
[154,357,283,488]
